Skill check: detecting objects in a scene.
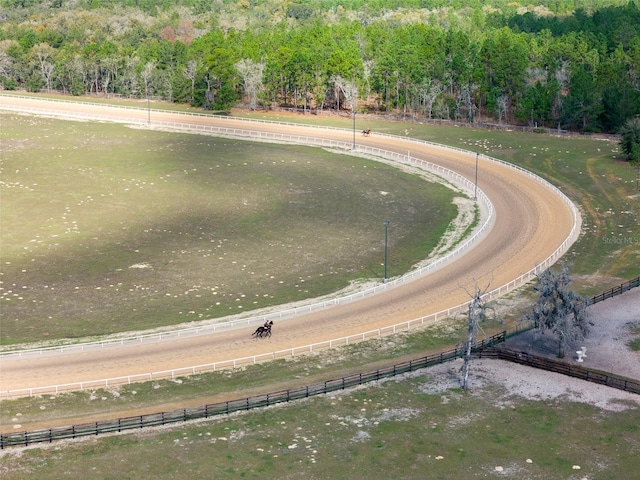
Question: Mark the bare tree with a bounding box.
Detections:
[203,71,219,110]
[458,84,478,123]
[331,74,358,112]
[460,282,495,391]
[141,61,156,100]
[417,79,443,119]
[100,56,120,96]
[183,59,199,104]
[0,41,15,79]
[235,58,265,110]
[552,61,570,129]
[31,43,55,92]
[362,59,374,103]
[120,57,140,97]
[496,93,509,124]
[525,266,590,358]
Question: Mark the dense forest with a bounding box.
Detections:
[1,0,639,134]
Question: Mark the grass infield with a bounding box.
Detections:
[0,113,460,345]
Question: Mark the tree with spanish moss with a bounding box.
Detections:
[525,266,590,358]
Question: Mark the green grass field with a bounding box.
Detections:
[367,122,639,287]
[231,107,639,286]
[1,98,639,479]
[2,347,638,480]
[0,113,460,344]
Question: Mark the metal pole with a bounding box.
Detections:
[147,94,150,125]
[474,152,479,201]
[383,220,390,283]
[352,110,356,149]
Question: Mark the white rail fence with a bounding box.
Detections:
[0,99,580,398]
[0,103,494,358]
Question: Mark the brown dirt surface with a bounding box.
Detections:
[0,96,578,399]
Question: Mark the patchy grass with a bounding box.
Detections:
[369,123,640,289]
[233,105,640,286]
[628,338,640,351]
[1,367,639,480]
[627,322,640,351]
[0,316,481,430]
[0,114,459,344]
[2,97,639,479]
[245,111,640,291]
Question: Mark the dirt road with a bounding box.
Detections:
[0,96,579,396]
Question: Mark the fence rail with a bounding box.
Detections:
[0,333,506,449]
[1,96,629,403]
[588,277,640,305]
[2,270,638,449]
[476,348,640,395]
[0,99,579,367]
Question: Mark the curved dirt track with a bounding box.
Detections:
[0,96,579,396]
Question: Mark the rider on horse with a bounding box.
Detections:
[253,320,273,338]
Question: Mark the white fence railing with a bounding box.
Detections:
[0,99,580,398]
[0,103,493,358]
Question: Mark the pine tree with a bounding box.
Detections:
[619,117,640,165]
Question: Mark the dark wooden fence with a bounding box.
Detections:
[0,332,506,449]
[2,277,638,449]
[476,348,640,395]
[588,276,639,305]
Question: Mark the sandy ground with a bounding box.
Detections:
[420,288,640,413]
[0,96,580,398]
[504,288,640,380]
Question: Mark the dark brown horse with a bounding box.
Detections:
[252,320,273,338]
[362,128,371,137]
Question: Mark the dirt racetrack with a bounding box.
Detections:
[0,95,579,397]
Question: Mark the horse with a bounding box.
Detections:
[252,320,273,338]
[361,128,371,137]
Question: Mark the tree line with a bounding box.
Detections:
[1,0,639,138]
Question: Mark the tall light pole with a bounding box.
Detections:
[383,220,391,283]
[352,109,356,150]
